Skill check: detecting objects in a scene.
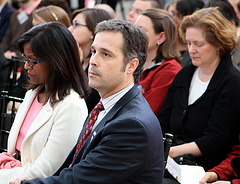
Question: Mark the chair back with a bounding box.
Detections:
[0,91,23,153]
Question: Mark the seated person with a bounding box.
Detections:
[169,0,204,67]
[32,5,71,27]
[68,8,111,112]
[0,22,89,184]
[10,19,164,184]
[0,0,41,59]
[135,8,182,115]
[158,7,240,176]
[200,134,240,184]
[0,0,15,43]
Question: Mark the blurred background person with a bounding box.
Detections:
[205,0,240,71]
[37,0,72,18]
[32,5,70,26]
[126,0,163,23]
[158,7,240,183]
[0,0,41,59]
[200,136,240,184]
[68,8,111,112]
[230,0,240,22]
[135,8,181,115]
[0,0,15,43]
[164,0,176,15]
[0,22,89,183]
[169,0,204,68]
[94,3,115,19]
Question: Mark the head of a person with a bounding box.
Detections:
[69,8,111,55]
[205,0,239,26]
[37,0,72,18]
[179,7,237,65]
[135,8,179,63]
[165,0,176,14]
[175,0,204,28]
[18,0,39,9]
[89,20,148,98]
[18,22,89,105]
[127,0,163,23]
[32,5,71,27]
[94,3,115,19]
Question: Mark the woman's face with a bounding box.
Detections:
[135,15,160,54]
[68,13,93,48]
[23,43,51,85]
[186,27,220,68]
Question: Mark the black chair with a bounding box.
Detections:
[6,56,21,94]
[163,133,173,168]
[0,91,23,153]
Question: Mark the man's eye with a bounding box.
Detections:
[104,53,110,57]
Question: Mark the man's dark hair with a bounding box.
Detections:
[95,19,148,84]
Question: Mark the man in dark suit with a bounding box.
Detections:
[11,19,164,184]
[0,0,15,43]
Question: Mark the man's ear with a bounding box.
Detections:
[126,58,139,74]
[157,32,166,46]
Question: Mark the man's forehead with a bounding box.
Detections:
[93,31,124,51]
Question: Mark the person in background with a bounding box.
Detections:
[199,135,240,184]
[170,0,204,67]
[0,0,15,43]
[32,5,70,27]
[205,0,240,70]
[0,22,89,184]
[135,8,181,115]
[237,1,240,23]
[126,0,162,23]
[68,8,111,112]
[10,19,164,184]
[0,0,41,59]
[158,7,240,183]
[37,0,72,19]
[230,0,240,21]
[164,0,176,15]
[94,3,115,19]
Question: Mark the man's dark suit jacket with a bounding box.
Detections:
[0,2,15,43]
[23,85,164,184]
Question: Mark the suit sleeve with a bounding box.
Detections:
[22,118,151,184]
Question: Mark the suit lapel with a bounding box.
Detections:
[72,85,140,165]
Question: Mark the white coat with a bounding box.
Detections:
[0,88,88,183]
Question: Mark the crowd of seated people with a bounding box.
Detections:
[0,1,240,184]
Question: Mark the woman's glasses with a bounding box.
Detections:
[22,54,43,67]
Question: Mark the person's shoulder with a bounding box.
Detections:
[61,89,86,104]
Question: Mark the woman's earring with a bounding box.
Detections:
[217,49,220,55]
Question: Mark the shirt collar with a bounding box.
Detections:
[101,83,134,113]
